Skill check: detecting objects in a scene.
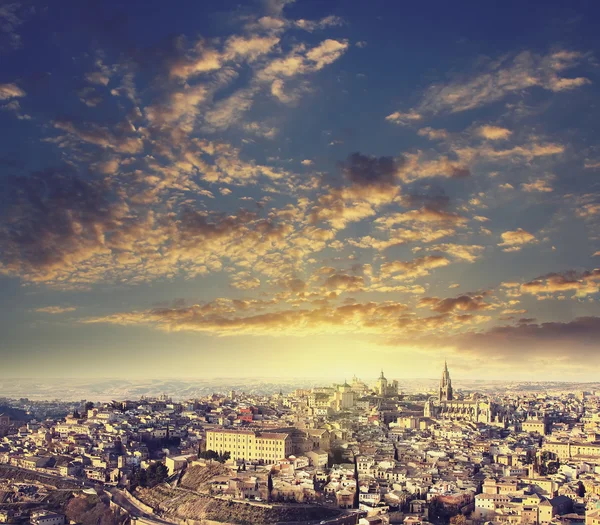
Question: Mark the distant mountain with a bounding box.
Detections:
[0,377,598,402]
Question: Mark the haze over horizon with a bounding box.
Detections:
[1,0,600,381]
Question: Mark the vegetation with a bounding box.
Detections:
[535,451,560,475]
[450,514,467,525]
[267,472,273,503]
[65,494,127,525]
[199,449,231,463]
[132,462,169,488]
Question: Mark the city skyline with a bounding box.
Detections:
[1,0,600,380]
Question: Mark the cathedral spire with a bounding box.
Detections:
[439,360,453,402]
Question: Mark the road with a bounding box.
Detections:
[110,488,177,525]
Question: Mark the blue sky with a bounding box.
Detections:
[1,0,600,381]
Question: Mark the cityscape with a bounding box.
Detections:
[1,0,600,524]
[1,365,600,524]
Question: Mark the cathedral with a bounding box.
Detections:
[425,361,507,425]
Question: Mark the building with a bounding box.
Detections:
[205,429,292,464]
[333,381,355,410]
[375,371,398,397]
[543,441,600,460]
[439,361,453,402]
[522,418,548,435]
[424,362,508,425]
[587,509,600,525]
[30,511,65,525]
[165,454,196,475]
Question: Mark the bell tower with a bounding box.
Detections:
[439,360,453,402]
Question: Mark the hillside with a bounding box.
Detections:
[137,483,341,524]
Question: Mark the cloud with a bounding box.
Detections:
[575,196,600,219]
[477,125,511,140]
[82,298,412,337]
[0,83,25,100]
[453,141,564,165]
[0,3,28,50]
[308,152,408,229]
[380,255,450,281]
[305,39,349,69]
[385,110,422,125]
[446,316,600,366]
[230,274,261,290]
[521,176,555,193]
[498,228,537,252]
[0,99,29,119]
[418,50,592,114]
[418,128,448,140]
[169,42,223,80]
[521,269,600,298]
[375,208,468,229]
[224,35,280,62]
[309,189,377,229]
[85,70,111,86]
[399,153,470,182]
[427,243,485,263]
[340,152,401,188]
[53,118,144,154]
[34,306,77,314]
[145,84,209,131]
[294,15,345,32]
[0,168,128,284]
[322,272,365,292]
[418,293,491,314]
[80,89,106,110]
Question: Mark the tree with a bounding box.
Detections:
[146,462,169,487]
[199,450,220,461]
[577,481,586,498]
[268,473,273,503]
[451,514,467,525]
[547,460,560,475]
[132,466,147,488]
[83,402,94,418]
[132,462,168,488]
[523,450,535,465]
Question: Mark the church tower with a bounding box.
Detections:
[376,370,388,397]
[439,361,453,402]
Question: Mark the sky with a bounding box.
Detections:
[1,0,600,382]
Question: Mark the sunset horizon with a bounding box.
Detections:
[2,0,600,383]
